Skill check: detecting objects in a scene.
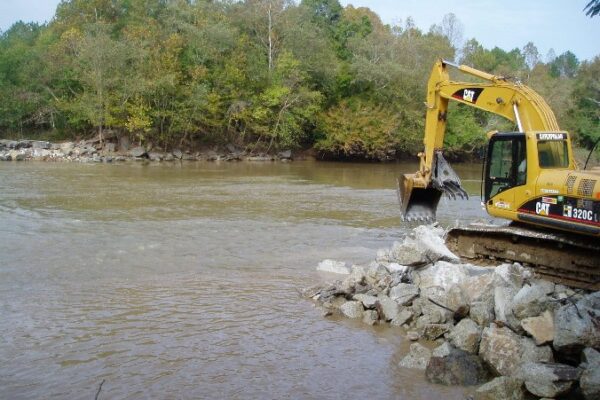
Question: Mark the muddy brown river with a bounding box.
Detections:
[0,161,488,399]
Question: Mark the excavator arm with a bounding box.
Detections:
[398,59,560,222]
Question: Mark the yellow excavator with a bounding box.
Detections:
[398,59,600,289]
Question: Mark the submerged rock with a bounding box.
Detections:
[362,309,379,325]
[425,348,490,386]
[316,259,350,275]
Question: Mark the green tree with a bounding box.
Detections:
[565,57,600,148]
[242,51,323,150]
[0,22,50,135]
[584,0,600,17]
[57,22,138,140]
[549,51,579,78]
[315,99,400,160]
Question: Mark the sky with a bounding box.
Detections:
[340,0,600,61]
[0,0,598,60]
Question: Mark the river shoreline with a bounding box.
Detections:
[306,225,600,400]
[0,138,298,163]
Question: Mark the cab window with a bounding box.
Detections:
[538,140,569,168]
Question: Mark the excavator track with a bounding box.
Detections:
[446,223,600,290]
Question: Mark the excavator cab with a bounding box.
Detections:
[484,133,527,202]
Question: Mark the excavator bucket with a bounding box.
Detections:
[397,174,442,222]
[397,152,468,223]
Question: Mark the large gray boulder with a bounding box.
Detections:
[60,142,74,155]
[278,150,292,160]
[553,292,600,352]
[517,362,580,398]
[129,146,147,158]
[422,323,451,341]
[415,286,453,323]
[376,294,399,321]
[475,377,526,400]
[352,294,378,309]
[389,225,459,266]
[390,308,414,327]
[32,140,51,149]
[389,283,419,306]
[340,301,364,319]
[494,285,522,333]
[445,283,469,312]
[448,318,482,354]
[432,342,453,358]
[365,263,390,287]
[470,297,495,327]
[461,270,495,302]
[520,336,553,364]
[580,347,600,400]
[341,265,368,293]
[493,263,524,288]
[398,342,432,370]
[414,261,470,292]
[9,150,26,161]
[32,148,51,159]
[148,152,163,161]
[479,325,521,376]
[425,348,491,386]
[172,149,183,159]
[479,325,551,377]
[511,283,553,320]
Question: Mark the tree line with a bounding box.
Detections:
[0,0,598,160]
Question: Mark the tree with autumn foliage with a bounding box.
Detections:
[0,0,598,160]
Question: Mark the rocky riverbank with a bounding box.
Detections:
[304,225,599,400]
[0,138,294,163]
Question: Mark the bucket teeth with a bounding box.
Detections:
[402,211,434,223]
[442,181,468,200]
[432,151,469,201]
